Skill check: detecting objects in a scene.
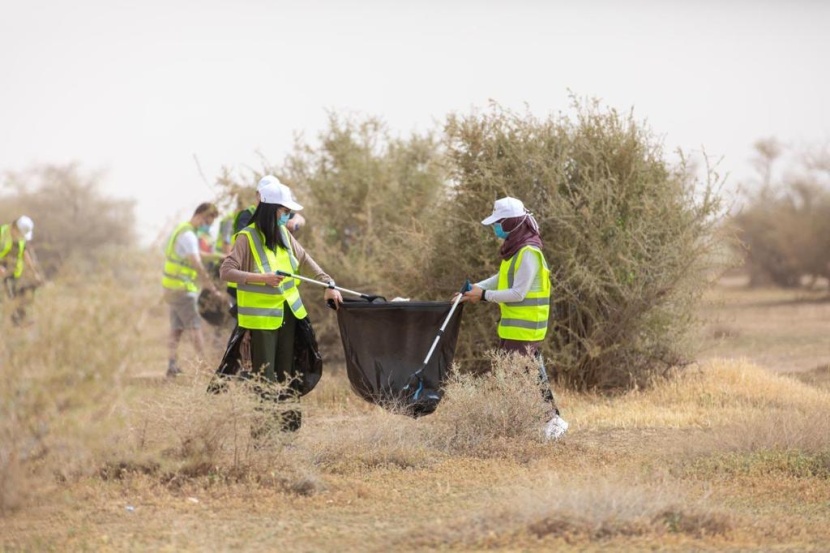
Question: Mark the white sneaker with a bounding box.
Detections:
[544,414,569,440]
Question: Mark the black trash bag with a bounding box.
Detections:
[293,317,323,393]
[335,299,464,417]
[207,317,323,397]
[198,288,230,327]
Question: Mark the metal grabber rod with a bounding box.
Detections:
[274,270,386,303]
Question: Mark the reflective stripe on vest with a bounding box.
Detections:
[0,224,25,279]
[161,222,199,293]
[235,225,307,330]
[497,246,551,341]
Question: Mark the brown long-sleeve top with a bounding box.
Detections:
[219,230,333,286]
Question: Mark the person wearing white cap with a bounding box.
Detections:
[458,196,568,440]
[1,215,42,284]
[222,175,307,307]
[220,180,341,433]
[1,215,44,325]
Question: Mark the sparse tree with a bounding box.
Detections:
[1,164,136,278]
[734,141,830,287]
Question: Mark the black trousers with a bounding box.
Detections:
[250,308,297,387]
[249,309,302,432]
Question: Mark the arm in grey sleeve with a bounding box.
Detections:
[482,254,540,304]
[475,274,499,290]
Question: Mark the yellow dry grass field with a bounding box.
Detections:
[2,269,830,552]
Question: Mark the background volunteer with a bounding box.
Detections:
[161,202,222,377]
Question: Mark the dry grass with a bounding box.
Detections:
[394,476,735,550]
[3,270,830,551]
[571,358,830,431]
[698,274,830,372]
[425,353,551,455]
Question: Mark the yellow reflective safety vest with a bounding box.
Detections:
[161,222,199,293]
[497,246,551,341]
[0,224,25,279]
[235,225,308,330]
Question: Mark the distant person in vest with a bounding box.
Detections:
[220,180,341,432]
[1,215,38,284]
[1,215,44,323]
[458,196,569,440]
[162,202,222,378]
[223,175,307,309]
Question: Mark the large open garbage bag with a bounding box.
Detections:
[336,300,464,416]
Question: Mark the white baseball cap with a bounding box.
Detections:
[16,215,34,241]
[259,182,304,211]
[257,175,282,192]
[481,197,525,225]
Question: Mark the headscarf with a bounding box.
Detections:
[498,211,543,260]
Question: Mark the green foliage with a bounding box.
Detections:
[215,102,730,391]
[281,112,448,298]
[733,140,830,287]
[212,113,448,351]
[1,164,136,278]
[434,100,729,390]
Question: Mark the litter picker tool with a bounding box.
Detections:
[275,270,387,304]
[401,280,471,408]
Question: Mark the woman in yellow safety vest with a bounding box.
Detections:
[219,178,342,432]
[459,196,568,440]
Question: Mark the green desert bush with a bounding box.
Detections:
[212,113,447,353]
[213,113,446,300]
[215,101,730,391]
[279,112,448,300]
[433,100,729,390]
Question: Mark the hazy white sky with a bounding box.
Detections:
[2,0,828,244]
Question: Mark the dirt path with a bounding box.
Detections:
[698,281,830,373]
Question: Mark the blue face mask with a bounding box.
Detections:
[277,213,291,227]
[198,224,210,234]
[493,223,510,240]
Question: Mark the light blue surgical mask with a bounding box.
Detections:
[277,213,291,227]
[198,224,210,234]
[493,223,510,239]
